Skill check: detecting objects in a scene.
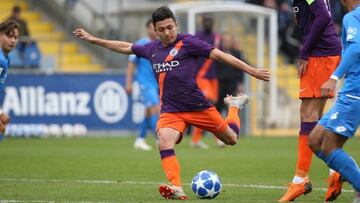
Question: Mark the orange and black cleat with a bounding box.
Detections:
[279,178,313,202]
[325,172,344,201]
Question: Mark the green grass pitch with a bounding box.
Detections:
[0,135,358,202]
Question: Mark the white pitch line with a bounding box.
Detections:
[0,200,112,203]
[0,177,354,193]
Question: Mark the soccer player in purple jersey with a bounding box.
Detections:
[279,0,343,202]
[74,6,270,200]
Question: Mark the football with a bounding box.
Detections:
[191,170,222,199]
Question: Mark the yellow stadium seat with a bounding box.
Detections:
[62,54,92,65]
[32,32,65,41]
[61,64,103,73]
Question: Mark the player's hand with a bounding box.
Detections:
[297,59,308,78]
[251,68,270,81]
[73,29,96,43]
[321,78,337,97]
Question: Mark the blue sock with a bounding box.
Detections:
[139,117,149,139]
[326,149,360,192]
[149,114,159,135]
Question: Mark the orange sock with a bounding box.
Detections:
[192,127,202,143]
[295,135,313,177]
[295,122,317,177]
[160,149,181,186]
[225,106,241,134]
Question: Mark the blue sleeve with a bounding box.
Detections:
[128,54,137,63]
[333,42,360,79]
[333,13,360,79]
[343,13,360,44]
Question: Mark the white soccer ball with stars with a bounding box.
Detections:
[191,170,222,199]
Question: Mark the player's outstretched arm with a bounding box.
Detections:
[209,48,270,81]
[73,28,133,54]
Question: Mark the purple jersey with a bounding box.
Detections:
[293,0,341,59]
[195,31,221,79]
[132,33,214,113]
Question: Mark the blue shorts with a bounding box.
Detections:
[319,94,360,138]
[140,85,160,107]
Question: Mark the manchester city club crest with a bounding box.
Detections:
[170,48,179,57]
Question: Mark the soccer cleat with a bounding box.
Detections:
[325,172,344,201]
[159,184,188,200]
[190,141,209,149]
[134,139,152,151]
[279,178,313,202]
[216,139,226,148]
[224,94,249,109]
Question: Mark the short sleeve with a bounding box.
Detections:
[344,14,360,43]
[131,42,153,60]
[183,34,214,58]
[128,54,137,63]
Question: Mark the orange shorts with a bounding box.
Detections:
[156,106,228,144]
[300,55,340,99]
[196,78,218,103]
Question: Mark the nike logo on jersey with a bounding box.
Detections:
[152,53,157,57]
[299,88,306,92]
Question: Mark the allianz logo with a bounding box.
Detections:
[153,61,180,73]
[3,86,91,116]
[2,81,128,123]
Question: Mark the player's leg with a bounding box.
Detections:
[310,96,360,201]
[147,87,160,135]
[279,98,325,202]
[318,132,360,198]
[134,87,159,150]
[309,125,345,201]
[280,56,340,202]
[157,113,188,200]
[185,94,249,146]
[149,105,159,134]
[134,107,151,150]
[190,127,208,149]
[214,94,249,144]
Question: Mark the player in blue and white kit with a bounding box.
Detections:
[308,0,360,202]
[125,19,159,151]
[0,20,20,141]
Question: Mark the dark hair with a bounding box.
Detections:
[152,6,176,27]
[12,5,21,13]
[145,19,153,27]
[0,20,21,37]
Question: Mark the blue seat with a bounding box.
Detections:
[23,41,41,68]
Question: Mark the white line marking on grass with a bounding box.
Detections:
[0,201,112,203]
[0,177,354,193]
[0,201,55,203]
